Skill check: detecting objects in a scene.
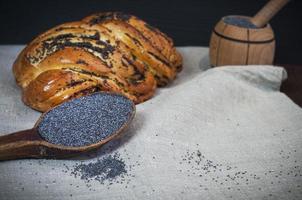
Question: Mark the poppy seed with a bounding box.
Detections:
[37,93,134,147]
[224,16,258,29]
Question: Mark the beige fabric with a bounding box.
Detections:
[0,46,301,200]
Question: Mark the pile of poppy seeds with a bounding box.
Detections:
[61,148,139,190]
[72,153,126,183]
[64,152,137,190]
[37,92,134,147]
[223,16,258,29]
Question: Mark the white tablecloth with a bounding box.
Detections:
[0,46,301,200]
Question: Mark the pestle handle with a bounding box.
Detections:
[0,128,45,161]
[251,0,290,28]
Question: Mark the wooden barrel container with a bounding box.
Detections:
[209,15,275,67]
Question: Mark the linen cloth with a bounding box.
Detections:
[0,46,301,200]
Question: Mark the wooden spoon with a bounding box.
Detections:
[0,94,135,161]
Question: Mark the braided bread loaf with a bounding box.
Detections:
[13,12,182,112]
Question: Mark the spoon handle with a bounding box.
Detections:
[251,0,290,28]
[0,129,44,161]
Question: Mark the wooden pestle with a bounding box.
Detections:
[251,0,290,28]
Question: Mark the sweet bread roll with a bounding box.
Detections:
[13,12,182,112]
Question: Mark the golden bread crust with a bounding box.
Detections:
[13,12,182,112]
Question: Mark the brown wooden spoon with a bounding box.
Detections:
[0,93,135,161]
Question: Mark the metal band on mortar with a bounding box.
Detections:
[213,29,275,44]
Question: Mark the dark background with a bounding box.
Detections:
[0,0,301,64]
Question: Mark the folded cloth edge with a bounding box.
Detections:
[206,65,287,92]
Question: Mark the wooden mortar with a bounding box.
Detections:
[209,0,290,66]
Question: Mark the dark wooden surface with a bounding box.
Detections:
[0,0,301,64]
[281,65,302,107]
